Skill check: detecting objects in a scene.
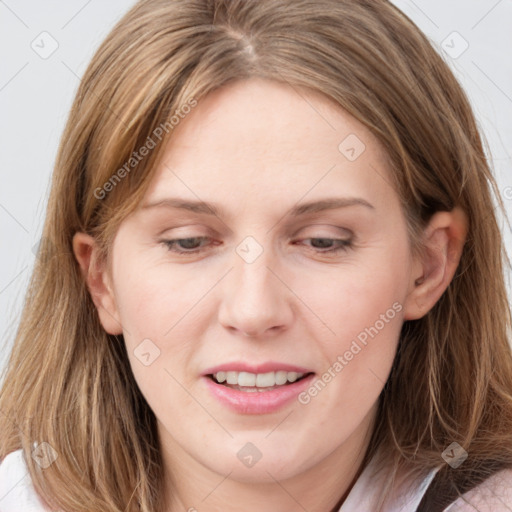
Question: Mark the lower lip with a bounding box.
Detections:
[203,374,315,414]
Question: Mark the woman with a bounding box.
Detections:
[1,0,511,511]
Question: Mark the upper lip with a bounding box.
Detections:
[202,361,314,376]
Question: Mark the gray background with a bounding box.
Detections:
[1,0,511,375]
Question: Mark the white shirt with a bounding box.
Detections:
[1,448,512,511]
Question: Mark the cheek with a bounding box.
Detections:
[112,257,213,392]
[113,253,207,338]
[321,283,402,386]
[304,257,405,345]
[297,255,405,405]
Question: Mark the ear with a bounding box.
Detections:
[403,207,468,321]
[72,232,123,335]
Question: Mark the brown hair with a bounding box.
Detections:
[1,0,511,510]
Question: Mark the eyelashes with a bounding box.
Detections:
[161,237,211,255]
[159,236,353,257]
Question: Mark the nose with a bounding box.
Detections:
[217,247,294,338]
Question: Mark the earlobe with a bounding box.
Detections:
[72,232,123,335]
[403,207,468,321]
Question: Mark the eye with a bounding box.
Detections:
[159,235,353,256]
[299,237,353,254]
[160,236,212,255]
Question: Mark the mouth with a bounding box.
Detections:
[202,365,316,414]
[207,370,314,392]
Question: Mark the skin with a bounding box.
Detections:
[73,77,468,512]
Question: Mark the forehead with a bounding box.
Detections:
[142,78,397,217]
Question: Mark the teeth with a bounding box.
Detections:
[226,371,238,385]
[212,370,306,387]
[256,372,274,387]
[238,372,256,387]
[275,371,288,385]
[287,372,298,383]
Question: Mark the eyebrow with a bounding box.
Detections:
[142,197,375,218]
[141,197,375,217]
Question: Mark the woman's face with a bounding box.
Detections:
[100,78,418,485]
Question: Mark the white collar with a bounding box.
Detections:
[339,453,441,512]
